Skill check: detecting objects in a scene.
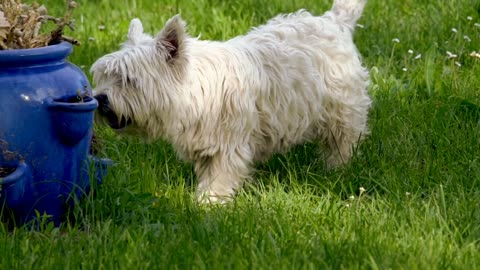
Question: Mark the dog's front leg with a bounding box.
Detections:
[194,147,252,204]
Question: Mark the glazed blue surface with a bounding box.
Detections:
[0,42,109,225]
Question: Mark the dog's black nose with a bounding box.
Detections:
[94,94,109,111]
[94,94,114,117]
[94,94,131,129]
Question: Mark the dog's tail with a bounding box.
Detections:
[331,0,367,29]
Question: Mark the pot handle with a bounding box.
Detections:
[0,160,30,186]
[0,161,32,207]
[45,95,98,145]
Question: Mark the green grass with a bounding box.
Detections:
[2,0,480,269]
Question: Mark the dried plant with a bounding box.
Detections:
[0,0,79,50]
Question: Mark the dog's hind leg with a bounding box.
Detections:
[195,146,253,203]
[320,96,369,169]
[323,124,358,168]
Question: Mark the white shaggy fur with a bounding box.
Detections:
[91,0,371,203]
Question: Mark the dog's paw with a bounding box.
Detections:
[196,190,233,205]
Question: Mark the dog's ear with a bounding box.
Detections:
[156,15,187,62]
[128,18,144,42]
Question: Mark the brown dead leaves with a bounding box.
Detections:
[0,10,10,43]
[0,0,79,50]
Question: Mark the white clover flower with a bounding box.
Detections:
[463,35,471,42]
[408,49,414,54]
[451,28,458,33]
[447,51,457,59]
[402,67,408,72]
[392,38,400,43]
[467,16,472,21]
[455,61,462,67]
[414,54,422,60]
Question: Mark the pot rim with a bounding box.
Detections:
[0,42,73,67]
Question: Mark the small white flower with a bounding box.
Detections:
[98,25,106,30]
[470,51,480,59]
[446,51,457,59]
[455,61,462,67]
[467,16,472,21]
[345,203,351,208]
[80,65,86,69]
[356,23,364,28]
[349,195,355,200]
[402,67,408,72]
[475,23,480,28]
[451,28,458,33]
[392,38,400,43]
[408,49,414,54]
[414,54,422,60]
[463,35,471,42]
[359,187,366,193]
[405,192,411,196]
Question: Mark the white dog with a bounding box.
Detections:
[91,0,371,203]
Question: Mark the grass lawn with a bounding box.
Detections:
[2,0,480,269]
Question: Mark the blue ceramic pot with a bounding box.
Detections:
[0,42,110,226]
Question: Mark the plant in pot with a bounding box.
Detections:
[0,0,110,226]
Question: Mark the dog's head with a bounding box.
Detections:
[91,15,189,138]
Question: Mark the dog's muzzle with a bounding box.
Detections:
[94,94,132,129]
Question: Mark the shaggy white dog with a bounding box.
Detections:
[91,0,371,203]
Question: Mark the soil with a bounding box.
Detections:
[0,167,15,177]
[62,95,86,103]
[55,91,92,103]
